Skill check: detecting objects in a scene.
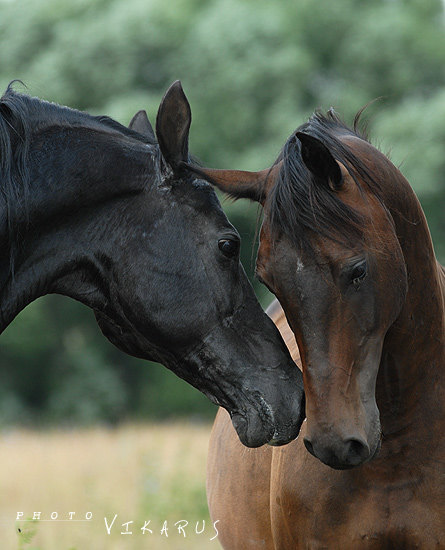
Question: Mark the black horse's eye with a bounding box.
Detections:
[350,261,367,288]
[218,238,240,258]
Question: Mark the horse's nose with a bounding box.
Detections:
[304,434,370,470]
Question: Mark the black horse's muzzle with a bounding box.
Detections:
[181,319,305,448]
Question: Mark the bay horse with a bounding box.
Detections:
[190,110,445,548]
[0,81,305,448]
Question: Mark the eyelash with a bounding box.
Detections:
[350,262,367,288]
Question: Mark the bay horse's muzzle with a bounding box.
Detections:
[304,434,370,469]
[303,424,382,469]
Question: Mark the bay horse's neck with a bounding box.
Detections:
[376,161,445,454]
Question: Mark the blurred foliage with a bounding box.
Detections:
[0,0,444,426]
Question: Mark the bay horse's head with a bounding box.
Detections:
[0,82,304,448]
[191,110,409,468]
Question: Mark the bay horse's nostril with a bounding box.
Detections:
[303,435,370,469]
[344,437,370,465]
[303,437,315,457]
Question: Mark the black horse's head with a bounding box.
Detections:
[0,82,304,447]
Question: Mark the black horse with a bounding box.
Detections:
[0,82,304,447]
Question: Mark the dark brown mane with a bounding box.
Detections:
[266,109,383,251]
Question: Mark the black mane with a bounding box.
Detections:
[0,83,156,145]
[266,109,382,251]
[0,83,155,266]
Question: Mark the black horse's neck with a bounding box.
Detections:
[0,116,153,333]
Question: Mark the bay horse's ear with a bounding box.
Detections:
[183,164,282,205]
[129,110,155,141]
[156,81,191,170]
[296,132,343,190]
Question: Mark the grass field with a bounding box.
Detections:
[0,422,221,550]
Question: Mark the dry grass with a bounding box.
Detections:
[0,422,222,550]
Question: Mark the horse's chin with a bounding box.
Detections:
[230,411,275,448]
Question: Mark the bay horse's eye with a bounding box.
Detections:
[350,261,367,288]
[218,238,240,258]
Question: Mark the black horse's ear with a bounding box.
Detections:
[296,132,343,190]
[129,110,155,141]
[156,81,191,170]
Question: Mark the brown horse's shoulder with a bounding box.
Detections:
[207,408,274,549]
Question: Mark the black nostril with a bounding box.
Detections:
[345,438,369,463]
[303,435,370,469]
[303,437,315,456]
